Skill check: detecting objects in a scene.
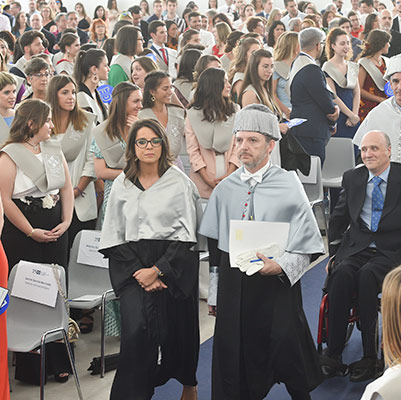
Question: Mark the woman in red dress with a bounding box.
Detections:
[358,29,391,122]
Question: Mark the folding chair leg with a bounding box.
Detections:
[61,329,84,400]
[40,328,84,400]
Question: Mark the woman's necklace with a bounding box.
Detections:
[25,141,40,152]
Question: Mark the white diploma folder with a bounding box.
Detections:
[229,220,290,275]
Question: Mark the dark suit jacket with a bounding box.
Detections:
[56,28,88,45]
[290,57,336,142]
[328,163,401,266]
[139,20,149,47]
[392,16,400,32]
[40,27,56,54]
[387,29,401,57]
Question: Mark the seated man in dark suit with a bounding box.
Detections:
[321,130,401,382]
[289,27,339,165]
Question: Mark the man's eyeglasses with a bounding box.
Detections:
[30,72,52,78]
[135,138,163,148]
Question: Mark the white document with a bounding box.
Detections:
[229,220,290,275]
[77,230,109,269]
[297,156,318,184]
[11,261,59,307]
[0,286,8,307]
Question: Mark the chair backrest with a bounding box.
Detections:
[322,137,355,180]
[7,263,68,350]
[301,156,323,204]
[68,230,112,300]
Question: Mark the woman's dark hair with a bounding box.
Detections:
[12,38,24,63]
[212,13,233,30]
[13,12,29,35]
[124,118,173,183]
[25,57,50,77]
[46,75,88,133]
[115,25,141,57]
[267,20,285,48]
[74,48,107,83]
[322,10,335,28]
[177,49,203,82]
[107,0,119,11]
[225,30,244,53]
[362,12,378,38]
[94,5,106,21]
[181,29,200,49]
[359,29,391,58]
[5,99,50,146]
[182,7,193,20]
[165,20,178,47]
[0,31,15,53]
[193,54,221,81]
[102,38,116,65]
[142,70,170,108]
[186,1,198,10]
[239,48,281,115]
[59,33,79,53]
[190,67,235,122]
[106,81,141,141]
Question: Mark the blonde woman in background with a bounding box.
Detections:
[361,265,401,399]
[208,21,231,58]
[273,32,299,119]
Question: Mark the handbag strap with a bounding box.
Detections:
[51,264,70,316]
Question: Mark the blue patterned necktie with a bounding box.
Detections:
[371,176,384,232]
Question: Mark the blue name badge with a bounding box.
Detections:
[0,294,9,315]
[97,84,113,104]
[384,81,394,98]
[146,52,158,63]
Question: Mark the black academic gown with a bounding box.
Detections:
[100,187,200,400]
[212,252,322,400]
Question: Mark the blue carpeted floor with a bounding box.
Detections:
[153,258,376,400]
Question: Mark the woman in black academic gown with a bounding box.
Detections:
[99,118,201,400]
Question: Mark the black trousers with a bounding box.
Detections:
[327,248,395,358]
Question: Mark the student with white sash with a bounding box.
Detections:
[323,28,361,140]
[139,71,186,169]
[46,75,97,250]
[91,82,143,226]
[75,48,109,125]
[357,29,390,122]
[228,37,261,103]
[108,25,144,87]
[55,33,81,76]
[173,48,202,108]
[186,67,239,311]
[273,32,299,119]
[0,72,16,147]
[0,100,74,383]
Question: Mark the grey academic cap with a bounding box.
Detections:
[384,54,401,81]
[233,104,281,141]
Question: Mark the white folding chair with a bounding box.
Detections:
[68,230,117,378]
[322,137,356,188]
[7,263,83,400]
[299,156,328,236]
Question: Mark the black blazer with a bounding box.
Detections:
[329,163,401,265]
[290,58,336,142]
[392,16,400,32]
[387,29,401,57]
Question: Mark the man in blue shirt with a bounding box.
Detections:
[322,130,401,382]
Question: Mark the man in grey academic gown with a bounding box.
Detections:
[199,104,325,400]
[353,54,401,163]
